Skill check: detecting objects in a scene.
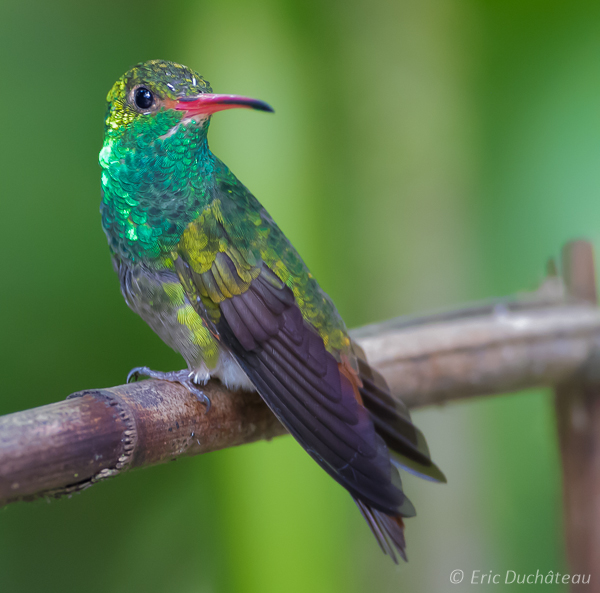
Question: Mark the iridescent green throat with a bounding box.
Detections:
[100,111,216,264]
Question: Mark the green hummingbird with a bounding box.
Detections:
[100,60,445,562]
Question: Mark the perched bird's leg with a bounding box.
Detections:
[127,367,211,411]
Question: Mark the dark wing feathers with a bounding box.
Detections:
[244,349,415,515]
[211,267,412,516]
[356,357,411,421]
[356,357,446,483]
[178,249,443,561]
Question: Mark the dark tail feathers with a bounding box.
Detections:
[355,353,446,484]
[354,498,407,563]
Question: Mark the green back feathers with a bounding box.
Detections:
[101,59,351,357]
[177,166,351,354]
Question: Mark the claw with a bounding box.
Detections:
[185,382,211,411]
[127,366,149,383]
[125,366,211,411]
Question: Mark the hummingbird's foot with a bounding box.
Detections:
[127,367,211,411]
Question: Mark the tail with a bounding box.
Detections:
[351,342,446,562]
[354,345,446,484]
[354,498,408,563]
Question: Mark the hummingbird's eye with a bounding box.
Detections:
[134,87,154,110]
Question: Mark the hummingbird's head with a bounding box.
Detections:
[99,61,273,261]
[103,60,273,146]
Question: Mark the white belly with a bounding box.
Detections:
[192,348,256,392]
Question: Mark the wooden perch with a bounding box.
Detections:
[0,380,286,506]
[1,241,599,508]
[0,241,599,588]
[555,242,600,591]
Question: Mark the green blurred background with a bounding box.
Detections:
[1,0,598,591]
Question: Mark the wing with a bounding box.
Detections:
[354,351,446,483]
[176,249,413,516]
[174,193,443,561]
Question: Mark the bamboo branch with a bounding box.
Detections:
[1,241,600,514]
[555,241,600,591]
[0,381,286,506]
[356,300,600,409]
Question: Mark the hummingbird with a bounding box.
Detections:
[100,60,445,562]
